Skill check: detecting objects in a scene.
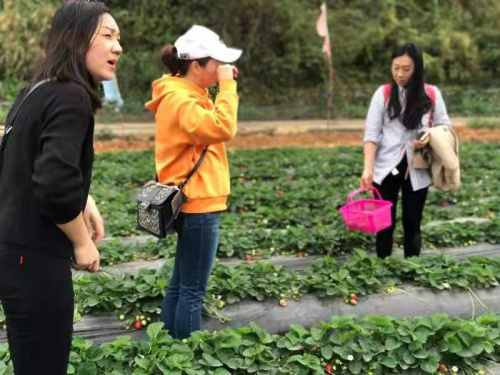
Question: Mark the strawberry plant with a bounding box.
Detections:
[19,252,495,329]
[91,144,500,241]
[2,313,500,374]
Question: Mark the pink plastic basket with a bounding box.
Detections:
[339,187,393,234]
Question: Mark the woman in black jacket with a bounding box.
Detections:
[0,1,122,374]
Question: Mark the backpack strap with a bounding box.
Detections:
[382,83,437,127]
[424,83,436,127]
[382,83,392,107]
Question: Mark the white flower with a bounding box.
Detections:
[347,355,354,361]
[452,366,459,373]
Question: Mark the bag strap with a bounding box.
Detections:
[179,146,209,189]
[1,79,51,149]
[5,79,51,128]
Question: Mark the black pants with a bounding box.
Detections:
[373,157,428,258]
[0,244,73,375]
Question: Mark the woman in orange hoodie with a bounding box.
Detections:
[145,25,241,339]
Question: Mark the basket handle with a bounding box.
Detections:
[347,187,383,204]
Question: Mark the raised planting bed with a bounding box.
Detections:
[2,314,500,374]
[3,250,500,345]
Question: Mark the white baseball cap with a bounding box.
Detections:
[174,25,242,63]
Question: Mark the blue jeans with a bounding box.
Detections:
[161,212,220,339]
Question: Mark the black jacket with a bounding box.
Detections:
[0,80,94,258]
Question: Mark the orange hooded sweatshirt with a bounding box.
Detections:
[145,75,238,213]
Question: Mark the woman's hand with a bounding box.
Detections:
[73,238,100,273]
[413,137,430,150]
[360,169,373,189]
[83,195,105,245]
[217,64,238,80]
[58,212,101,273]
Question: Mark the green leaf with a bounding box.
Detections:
[202,353,223,367]
[146,322,164,341]
[84,346,104,362]
[156,363,172,375]
[403,350,416,365]
[86,295,100,307]
[380,357,397,369]
[310,325,327,341]
[458,330,472,347]
[320,344,333,360]
[226,358,244,369]
[385,337,401,351]
[135,357,150,370]
[420,358,439,373]
[220,335,243,349]
[447,335,463,353]
[290,324,309,338]
[483,341,494,354]
[470,339,484,355]
[214,369,231,375]
[349,360,363,374]
[413,349,428,359]
[339,269,349,280]
[362,352,373,362]
[76,362,97,375]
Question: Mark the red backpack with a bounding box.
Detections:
[383,83,436,127]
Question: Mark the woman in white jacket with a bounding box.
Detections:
[361,43,451,258]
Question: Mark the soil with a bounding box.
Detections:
[94,127,500,153]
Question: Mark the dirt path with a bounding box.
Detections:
[95,127,500,153]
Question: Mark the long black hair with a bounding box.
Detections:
[387,43,432,130]
[29,0,110,112]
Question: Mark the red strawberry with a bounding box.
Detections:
[438,364,447,372]
[255,252,261,258]
[441,202,448,208]
[299,345,305,350]
[279,299,287,307]
[245,255,253,261]
[297,252,304,258]
[324,363,333,373]
[134,321,142,330]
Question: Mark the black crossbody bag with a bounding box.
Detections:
[135,146,208,238]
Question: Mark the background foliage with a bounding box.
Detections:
[1,0,500,119]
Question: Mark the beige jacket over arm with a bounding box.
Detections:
[426,126,460,191]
